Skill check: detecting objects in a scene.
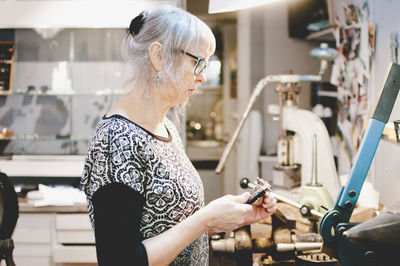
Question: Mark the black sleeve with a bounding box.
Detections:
[92,182,148,266]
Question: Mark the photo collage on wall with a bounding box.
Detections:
[330,2,375,161]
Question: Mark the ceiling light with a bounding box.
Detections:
[208,0,279,14]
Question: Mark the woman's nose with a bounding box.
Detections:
[197,72,207,83]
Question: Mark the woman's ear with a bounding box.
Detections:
[148,42,162,72]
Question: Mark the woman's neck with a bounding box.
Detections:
[107,86,171,138]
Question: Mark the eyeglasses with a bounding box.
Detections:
[181,50,208,75]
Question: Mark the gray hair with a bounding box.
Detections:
[122,5,216,93]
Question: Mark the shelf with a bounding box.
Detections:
[306,27,335,42]
[186,141,224,161]
[18,202,87,213]
[0,135,90,142]
[0,90,126,96]
[0,155,85,178]
[318,90,338,98]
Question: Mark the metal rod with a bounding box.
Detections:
[276,242,322,252]
[215,76,271,174]
[271,192,324,218]
[311,134,318,185]
[278,90,284,138]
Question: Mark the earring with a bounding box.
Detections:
[152,72,163,86]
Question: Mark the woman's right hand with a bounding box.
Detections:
[199,193,254,233]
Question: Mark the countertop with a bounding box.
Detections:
[186,140,224,161]
[18,197,87,213]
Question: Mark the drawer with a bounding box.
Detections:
[56,230,95,244]
[13,257,51,266]
[53,245,97,263]
[55,213,94,244]
[16,213,52,228]
[55,213,92,230]
[13,243,51,257]
[13,228,51,243]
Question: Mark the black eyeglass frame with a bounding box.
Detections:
[181,50,208,75]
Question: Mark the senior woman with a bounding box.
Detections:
[81,5,276,266]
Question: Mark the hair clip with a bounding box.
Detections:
[129,11,148,36]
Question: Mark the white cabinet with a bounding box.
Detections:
[53,214,96,264]
[11,212,97,266]
[12,213,52,266]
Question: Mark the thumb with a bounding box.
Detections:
[233,192,251,203]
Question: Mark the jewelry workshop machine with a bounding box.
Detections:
[214,40,400,264]
[216,43,339,219]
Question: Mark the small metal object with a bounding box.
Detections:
[391,33,398,64]
[332,212,339,222]
[296,252,337,264]
[394,120,400,142]
[246,177,271,204]
[338,226,346,236]
[300,204,312,217]
[27,85,35,93]
[348,190,356,197]
[40,85,49,93]
[364,250,375,262]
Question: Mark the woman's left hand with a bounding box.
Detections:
[240,192,277,226]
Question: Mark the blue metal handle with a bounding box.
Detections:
[337,118,385,219]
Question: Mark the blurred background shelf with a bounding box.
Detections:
[306,27,335,42]
[0,90,126,96]
[381,135,399,146]
[0,135,90,141]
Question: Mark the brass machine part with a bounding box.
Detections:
[276,82,301,165]
[211,226,254,254]
[211,201,324,254]
[273,83,303,187]
[210,237,236,254]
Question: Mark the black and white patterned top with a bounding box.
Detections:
[81,115,209,266]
